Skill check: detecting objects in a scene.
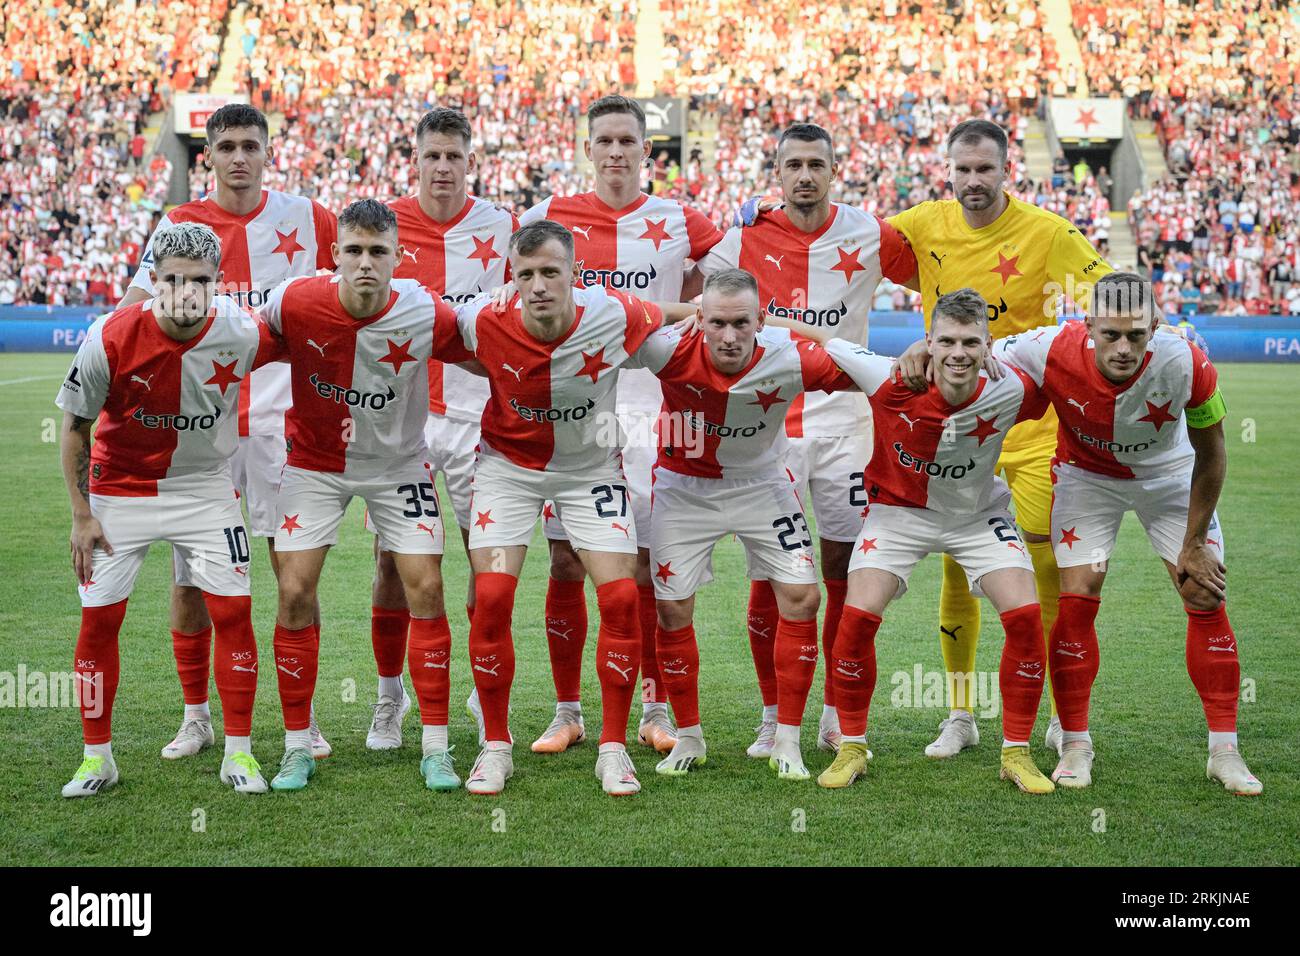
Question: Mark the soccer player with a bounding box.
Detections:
[773,289,1055,793]
[453,220,695,796]
[889,119,1112,758]
[515,94,724,757]
[120,103,338,761]
[255,199,474,793]
[363,107,517,751]
[57,222,276,797]
[992,272,1261,794]
[631,269,863,781]
[700,123,917,757]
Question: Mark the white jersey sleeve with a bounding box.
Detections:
[824,338,892,395]
[991,324,1063,387]
[697,227,741,276]
[127,211,176,297]
[453,293,493,353]
[55,316,112,420]
[626,325,682,373]
[517,198,552,227]
[255,277,299,335]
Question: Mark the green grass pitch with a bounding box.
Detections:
[1,353,1295,866]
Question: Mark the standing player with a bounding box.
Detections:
[777,290,1055,793]
[514,94,723,757]
[889,119,1112,758]
[993,273,1261,794]
[631,270,861,781]
[701,123,917,757]
[363,108,517,751]
[256,200,474,793]
[453,220,695,796]
[57,223,274,796]
[119,104,337,761]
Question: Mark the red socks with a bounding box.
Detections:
[1049,593,1102,732]
[545,577,587,703]
[408,615,452,725]
[637,583,665,704]
[75,600,128,745]
[469,572,518,743]
[657,623,700,727]
[171,625,211,704]
[774,616,819,726]
[831,605,881,738]
[998,602,1046,744]
[821,578,846,706]
[1185,604,1239,732]
[747,580,778,706]
[204,594,258,738]
[273,622,319,732]
[595,579,641,744]
[371,605,410,679]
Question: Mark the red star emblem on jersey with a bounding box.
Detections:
[379,338,416,375]
[748,387,786,413]
[575,348,611,383]
[273,228,305,266]
[467,235,502,270]
[965,414,1000,446]
[639,217,672,251]
[990,252,1023,285]
[1076,107,1098,133]
[280,514,302,535]
[857,538,878,555]
[1137,399,1177,431]
[542,503,555,521]
[1059,526,1080,549]
[474,510,495,530]
[831,246,866,283]
[654,561,676,583]
[204,359,241,396]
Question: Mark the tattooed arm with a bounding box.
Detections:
[61,412,111,585]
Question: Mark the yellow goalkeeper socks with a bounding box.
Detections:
[939,553,981,712]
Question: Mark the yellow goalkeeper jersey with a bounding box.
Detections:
[888,192,1112,453]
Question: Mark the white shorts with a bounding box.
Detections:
[231,433,287,538]
[649,468,818,601]
[1050,462,1225,569]
[544,410,653,549]
[782,428,874,543]
[469,452,637,554]
[276,457,445,555]
[848,495,1034,599]
[83,493,252,607]
[366,414,479,535]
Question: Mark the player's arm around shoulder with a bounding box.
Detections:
[989,322,1062,385]
[1048,220,1111,309]
[761,312,833,345]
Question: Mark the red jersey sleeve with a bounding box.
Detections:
[1009,365,1050,423]
[1188,343,1218,406]
[502,214,521,282]
[876,217,917,284]
[312,201,338,270]
[611,290,663,356]
[796,336,856,393]
[683,203,725,260]
[430,297,475,364]
[252,318,288,369]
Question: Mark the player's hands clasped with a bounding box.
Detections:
[1176,541,1227,603]
[70,514,112,586]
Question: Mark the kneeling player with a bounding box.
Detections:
[995,272,1261,794]
[782,290,1056,793]
[634,269,862,781]
[257,200,476,793]
[57,223,274,796]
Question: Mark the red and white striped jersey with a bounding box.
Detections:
[389,194,517,423]
[258,276,470,474]
[455,284,663,472]
[56,297,276,498]
[633,326,854,479]
[994,322,1219,480]
[701,204,916,437]
[520,191,723,415]
[130,189,338,438]
[826,339,1047,514]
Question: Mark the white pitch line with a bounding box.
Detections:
[0,375,62,387]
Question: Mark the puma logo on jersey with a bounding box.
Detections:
[416,522,438,539]
[685,384,707,397]
[403,248,419,263]
[130,374,155,390]
[898,412,918,430]
[277,664,303,678]
[571,225,592,240]
[929,250,948,267]
[307,339,328,356]
[605,660,634,681]
[1067,398,1089,414]
[502,362,522,381]
[765,254,784,270]
[473,662,501,677]
[232,662,258,673]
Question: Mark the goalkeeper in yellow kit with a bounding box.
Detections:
[888,119,1112,758]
